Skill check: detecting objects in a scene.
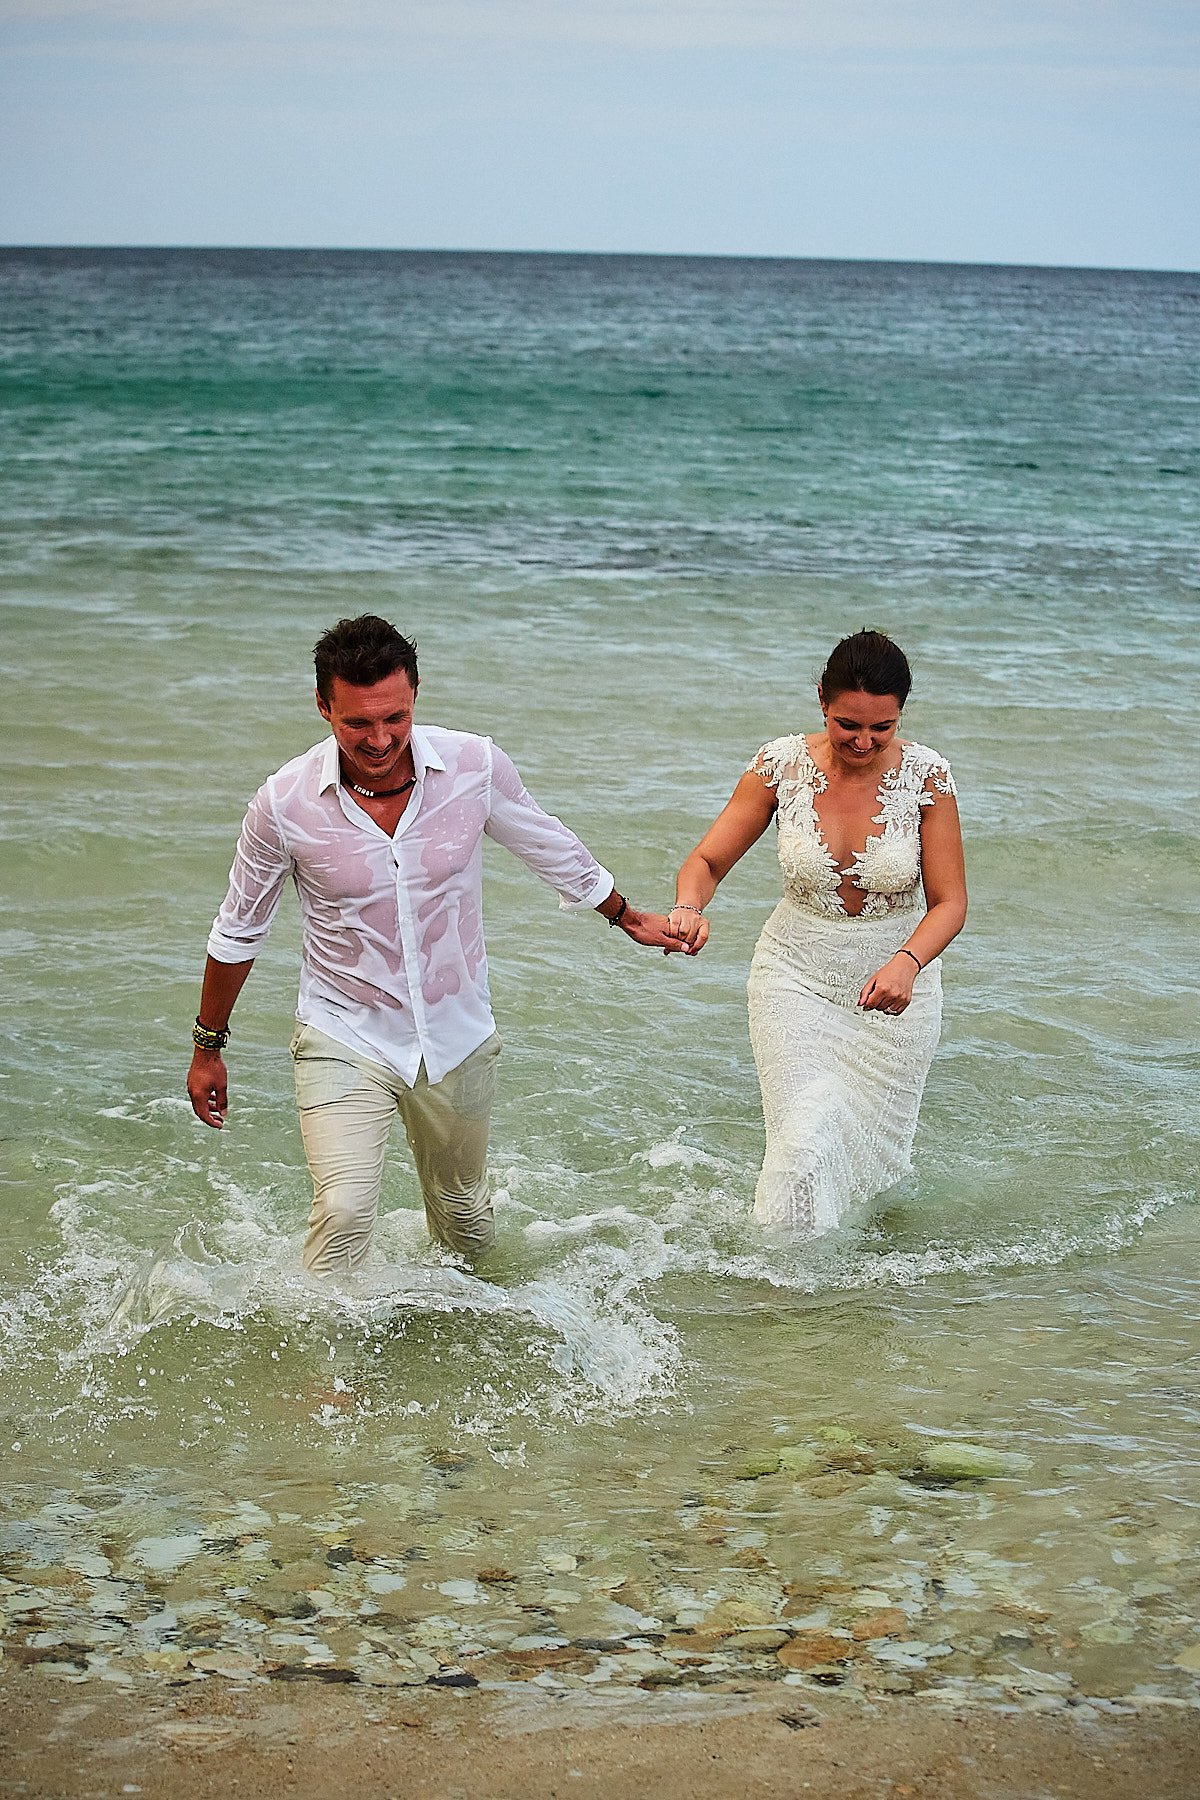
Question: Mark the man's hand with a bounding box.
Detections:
[619,907,689,953]
[187,1049,229,1128]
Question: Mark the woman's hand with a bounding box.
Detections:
[859,954,918,1014]
[620,907,689,952]
[665,905,709,956]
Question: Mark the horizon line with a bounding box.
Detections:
[1,243,1197,278]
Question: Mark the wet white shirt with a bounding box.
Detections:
[207,726,614,1085]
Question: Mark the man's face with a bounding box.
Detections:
[317,669,418,788]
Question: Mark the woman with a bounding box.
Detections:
[669,631,967,1236]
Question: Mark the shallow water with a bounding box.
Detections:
[2,250,1199,1707]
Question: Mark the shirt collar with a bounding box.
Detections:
[412,725,445,776]
[318,725,444,795]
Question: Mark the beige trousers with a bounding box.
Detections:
[290,1022,502,1275]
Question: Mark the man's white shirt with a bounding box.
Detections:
[207,726,614,1085]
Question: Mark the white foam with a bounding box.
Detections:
[1,1148,1181,1453]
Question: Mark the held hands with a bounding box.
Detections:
[859,953,918,1014]
[664,904,709,956]
[187,1049,229,1128]
[619,905,690,952]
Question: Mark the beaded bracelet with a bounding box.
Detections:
[671,903,704,917]
[192,1017,230,1052]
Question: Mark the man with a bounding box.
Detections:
[186,614,677,1274]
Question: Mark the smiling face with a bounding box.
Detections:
[316,669,418,789]
[819,686,903,769]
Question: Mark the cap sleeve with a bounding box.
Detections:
[746,734,806,792]
[909,745,957,805]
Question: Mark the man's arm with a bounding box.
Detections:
[484,742,680,951]
[594,884,681,950]
[188,783,295,1127]
[186,956,255,1128]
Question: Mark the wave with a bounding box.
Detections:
[0,1128,1183,1456]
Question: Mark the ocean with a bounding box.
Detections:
[1,248,1198,1705]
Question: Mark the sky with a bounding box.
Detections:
[1,0,1197,268]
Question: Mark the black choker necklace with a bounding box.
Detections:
[346,774,416,800]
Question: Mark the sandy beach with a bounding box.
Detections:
[3,1672,1199,1799]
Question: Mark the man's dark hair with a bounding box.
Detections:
[313,615,419,703]
[819,630,912,707]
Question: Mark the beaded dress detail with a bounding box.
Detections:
[745,736,956,1235]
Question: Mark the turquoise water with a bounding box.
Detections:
[1,250,1199,1707]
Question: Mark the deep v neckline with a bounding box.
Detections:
[799,736,908,882]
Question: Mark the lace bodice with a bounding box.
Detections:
[749,735,956,921]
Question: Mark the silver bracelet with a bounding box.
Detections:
[671,902,704,916]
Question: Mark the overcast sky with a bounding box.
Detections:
[1,0,1196,268]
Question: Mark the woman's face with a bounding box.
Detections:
[820,687,903,765]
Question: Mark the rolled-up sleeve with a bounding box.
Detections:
[484,742,614,911]
[206,787,295,963]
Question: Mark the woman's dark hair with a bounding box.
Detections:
[819,630,911,707]
[313,615,419,702]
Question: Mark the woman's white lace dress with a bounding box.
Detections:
[746,736,956,1235]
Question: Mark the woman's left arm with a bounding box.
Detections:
[859,790,968,1013]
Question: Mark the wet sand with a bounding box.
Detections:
[3,1673,1198,1799]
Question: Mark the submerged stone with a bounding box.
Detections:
[128,1535,205,1574]
[363,1570,408,1597]
[823,1448,877,1474]
[873,1671,915,1693]
[252,1589,318,1620]
[354,1658,426,1687]
[63,1552,113,1580]
[704,1597,780,1631]
[188,1650,260,1678]
[730,1454,782,1480]
[777,1633,857,1670]
[1080,1622,1135,1646]
[86,1581,136,1619]
[506,1645,598,1678]
[140,1650,191,1675]
[850,1609,909,1641]
[275,1559,332,1590]
[20,1566,81,1591]
[231,1503,273,1530]
[778,1448,820,1477]
[917,1442,1031,1481]
[726,1628,790,1652]
[619,1650,677,1678]
[542,1553,578,1575]
[437,1579,484,1604]
[268,1662,357,1683]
